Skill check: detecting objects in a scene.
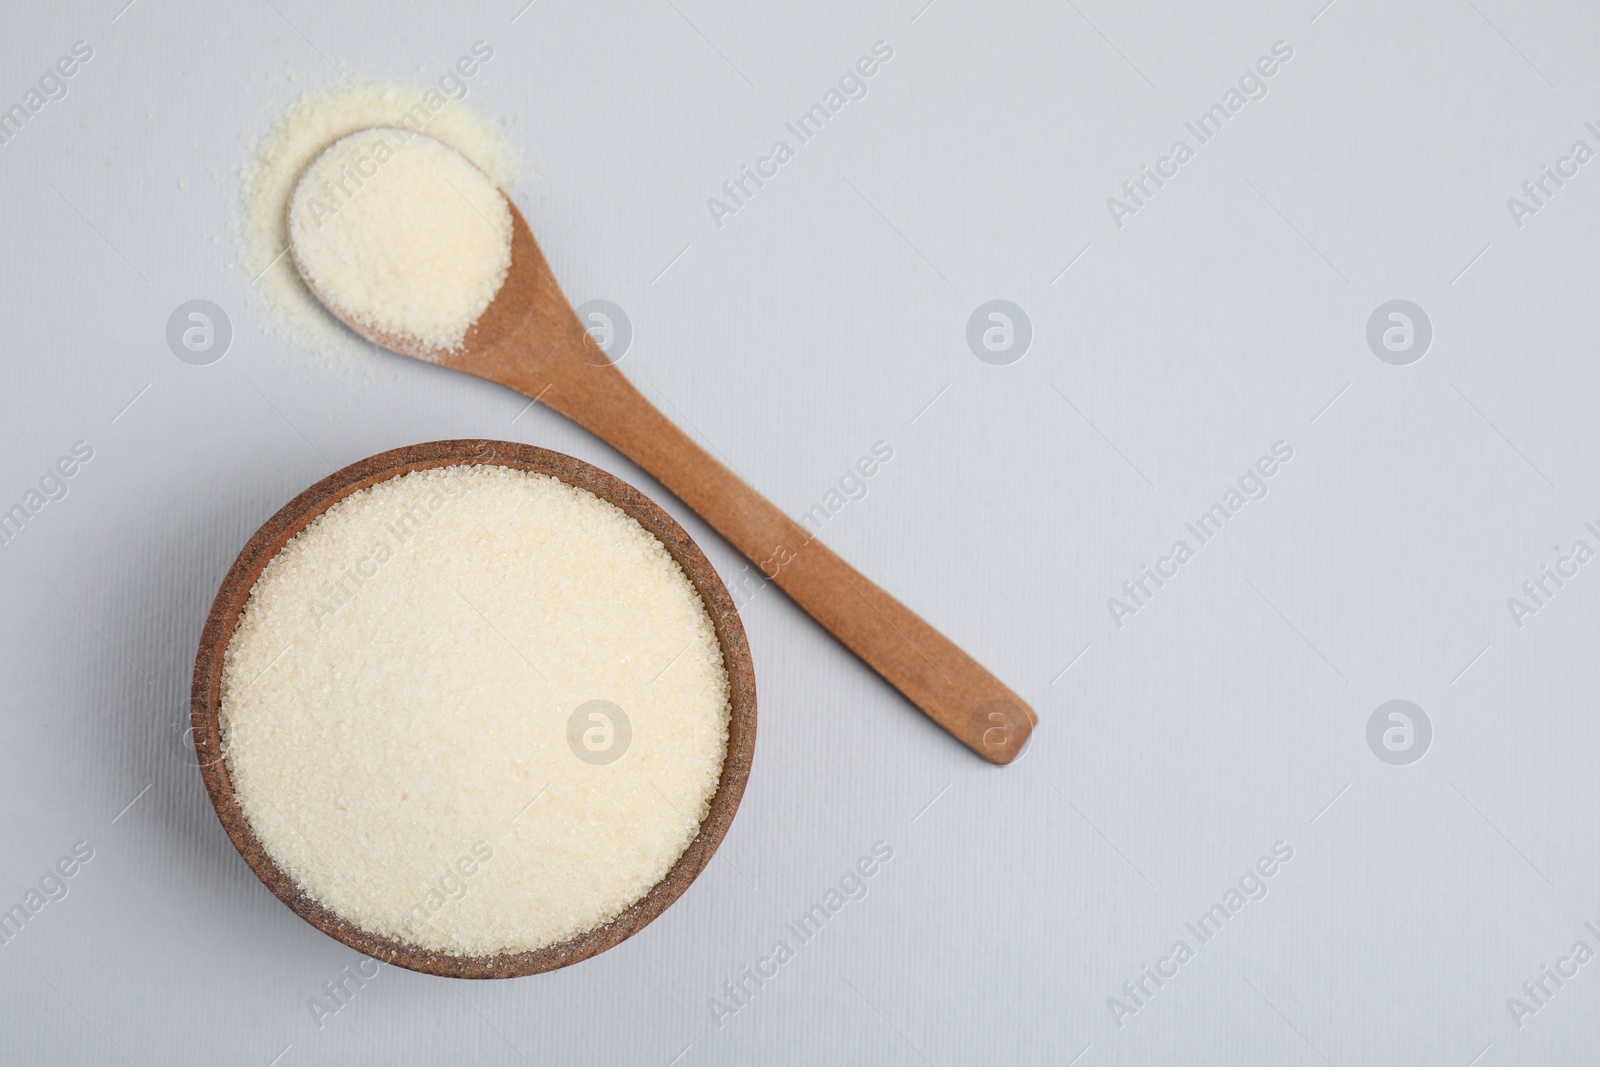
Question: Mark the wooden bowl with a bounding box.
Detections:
[190,440,757,978]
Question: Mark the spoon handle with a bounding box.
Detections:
[518,353,1035,765]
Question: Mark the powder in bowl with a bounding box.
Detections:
[218,463,731,958]
[289,129,512,354]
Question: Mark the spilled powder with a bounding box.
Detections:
[290,129,511,354]
[238,81,522,362]
[219,465,731,957]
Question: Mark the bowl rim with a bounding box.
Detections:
[190,439,757,979]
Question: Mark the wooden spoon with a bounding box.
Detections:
[288,130,1035,765]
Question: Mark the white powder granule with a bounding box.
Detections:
[219,465,731,957]
[290,129,512,353]
[238,81,522,361]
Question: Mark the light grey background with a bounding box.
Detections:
[2,0,1597,1063]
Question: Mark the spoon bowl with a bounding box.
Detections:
[289,129,1036,764]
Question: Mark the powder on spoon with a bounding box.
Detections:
[290,129,512,354]
[219,464,731,957]
[238,80,523,362]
